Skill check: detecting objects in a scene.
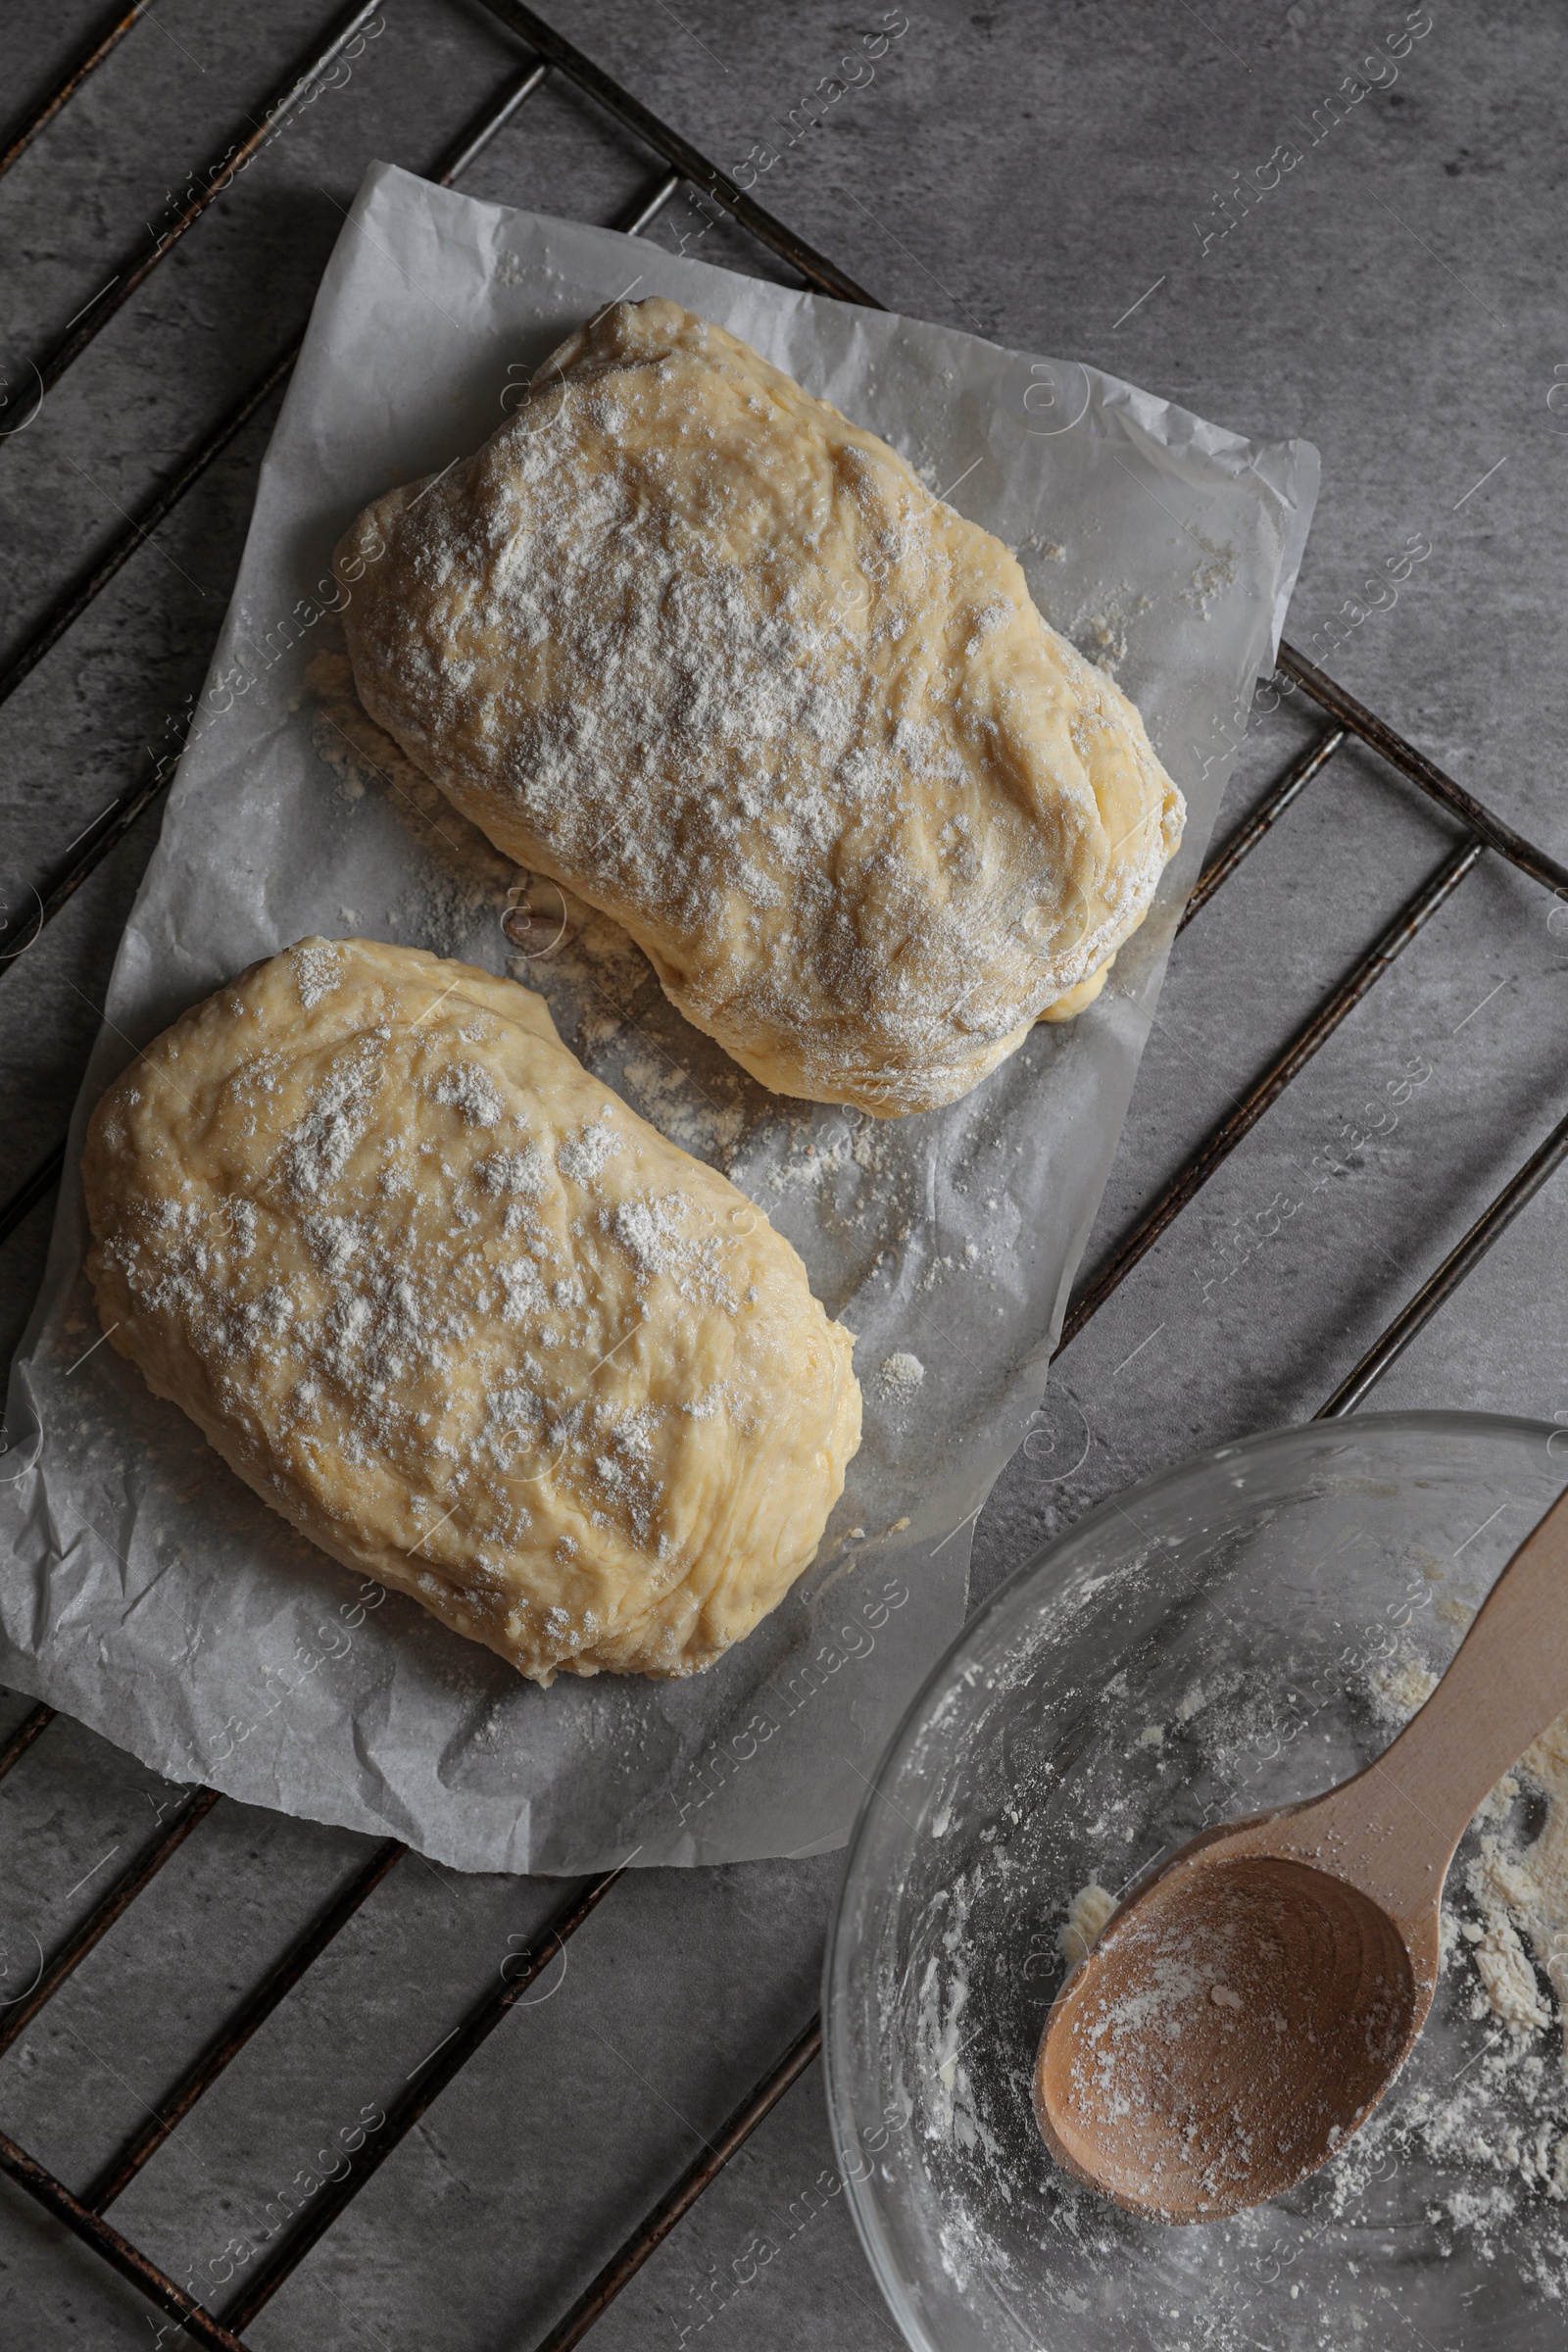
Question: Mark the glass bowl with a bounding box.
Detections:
[824,1412,1568,2352]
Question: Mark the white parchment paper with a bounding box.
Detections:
[0,165,1318,1873]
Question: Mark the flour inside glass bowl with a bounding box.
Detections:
[826,1413,1568,2352]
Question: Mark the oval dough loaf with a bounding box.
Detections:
[334,298,1185,1118]
[82,939,861,1685]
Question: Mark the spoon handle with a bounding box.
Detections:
[1348,1481,1568,1915]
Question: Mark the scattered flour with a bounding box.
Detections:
[1068,583,1151,678]
[306,645,514,958]
[1180,536,1239,618]
[556,1112,624,1187]
[431,1062,505,1128]
[291,939,343,1008]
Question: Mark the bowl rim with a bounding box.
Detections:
[821,1406,1565,2352]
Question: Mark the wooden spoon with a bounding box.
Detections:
[1033,1483,1568,2223]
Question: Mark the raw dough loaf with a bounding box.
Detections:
[334,298,1185,1117]
[82,938,861,1685]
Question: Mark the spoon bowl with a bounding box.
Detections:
[1035,1844,1421,2221]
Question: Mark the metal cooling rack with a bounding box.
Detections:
[1,6,1566,2344]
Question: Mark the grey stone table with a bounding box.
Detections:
[1,2,1564,2345]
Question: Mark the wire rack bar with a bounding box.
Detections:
[0,1787,220,2058]
[220,1866,625,2331]
[0,2125,247,2351]
[475,0,879,305]
[0,2,153,180]
[543,2023,808,2352]
[0,759,180,977]
[0,1700,55,1782]
[82,1837,407,2213]
[0,1143,64,1244]
[0,55,557,729]
[1316,1104,1568,1420]
[1279,644,1568,898]
[618,168,683,238]
[0,64,550,738]
[1178,726,1346,932]
[535,2012,824,2352]
[542,2021,823,2352]
[436,58,548,181]
[1056,834,1486,1355]
[0,345,298,723]
[4,0,385,429]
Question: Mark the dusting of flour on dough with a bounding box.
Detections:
[335,299,1185,1118]
[557,1112,623,1186]
[431,1062,504,1128]
[82,940,860,1687]
[291,939,343,1007]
